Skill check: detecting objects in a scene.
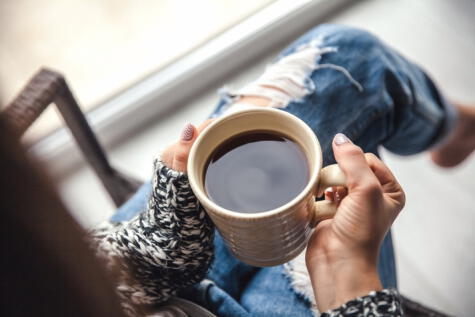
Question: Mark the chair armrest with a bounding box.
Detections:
[1,68,142,207]
[2,69,62,138]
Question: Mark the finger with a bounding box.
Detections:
[332,133,379,190]
[197,119,215,133]
[335,186,348,204]
[162,143,177,169]
[364,153,404,207]
[324,187,335,201]
[172,123,198,172]
[364,153,398,187]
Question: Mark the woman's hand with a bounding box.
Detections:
[162,120,214,172]
[306,133,405,312]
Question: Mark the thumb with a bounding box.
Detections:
[332,133,376,190]
[172,123,198,172]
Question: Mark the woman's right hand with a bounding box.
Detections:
[305,133,405,311]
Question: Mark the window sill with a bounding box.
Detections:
[32,0,356,177]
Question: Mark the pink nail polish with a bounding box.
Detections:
[181,123,194,141]
[334,133,351,146]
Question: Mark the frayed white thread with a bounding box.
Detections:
[226,38,363,109]
[236,46,335,108]
[316,63,363,92]
[295,36,326,53]
[283,248,320,316]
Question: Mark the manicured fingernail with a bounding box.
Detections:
[181,123,194,141]
[334,133,351,146]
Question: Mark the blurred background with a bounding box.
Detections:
[1,0,474,316]
[0,0,273,141]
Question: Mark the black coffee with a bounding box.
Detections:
[204,131,309,213]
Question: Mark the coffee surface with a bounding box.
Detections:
[204,131,309,213]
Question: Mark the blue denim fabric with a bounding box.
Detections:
[111,182,152,223]
[112,24,456,316]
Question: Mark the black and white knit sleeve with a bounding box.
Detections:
[90,158,214,315]
[320,289,403,317]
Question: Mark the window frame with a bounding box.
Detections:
[31,0,355,176]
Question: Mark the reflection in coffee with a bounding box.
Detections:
[204,131,309,213]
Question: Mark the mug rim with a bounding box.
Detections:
[187,107,323,220]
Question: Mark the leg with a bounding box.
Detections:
[211,24,460,292]
[110,182,151,222]
[217,24,457,166]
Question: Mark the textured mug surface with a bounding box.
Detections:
[188,107,337,267]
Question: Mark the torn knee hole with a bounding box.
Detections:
[229,41,363,109]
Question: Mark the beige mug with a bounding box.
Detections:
[188,107,347,267]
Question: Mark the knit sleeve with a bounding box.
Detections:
[320,289,403,317]
[89,158,214,315]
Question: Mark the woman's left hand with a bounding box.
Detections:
[162,119,214,172]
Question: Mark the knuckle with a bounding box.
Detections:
[174,148,189,164]
[162,143,176,156]
[342,144,364,157]
[324,24,382,52]
[364,152,378,161]
[363,180,383,196]
[397,187,406,210]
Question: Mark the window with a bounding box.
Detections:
[0,0,274,141]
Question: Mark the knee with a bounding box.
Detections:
[314,23,383,52]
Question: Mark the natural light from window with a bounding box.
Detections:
[0,0,275,141]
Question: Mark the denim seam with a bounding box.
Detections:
[341,107,387,144]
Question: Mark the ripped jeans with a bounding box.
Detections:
[113,24,457,316]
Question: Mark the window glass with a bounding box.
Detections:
[0,0,274,141]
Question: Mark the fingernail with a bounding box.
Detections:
[334,133,351,146]
[181,123,194,141]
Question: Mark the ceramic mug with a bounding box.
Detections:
[188,107,347,267]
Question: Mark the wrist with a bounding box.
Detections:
[307,255,382,312]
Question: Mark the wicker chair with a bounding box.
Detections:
[1,68,452,317]
[0,68,142,207]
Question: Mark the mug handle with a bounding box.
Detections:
[311,164,347,227]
